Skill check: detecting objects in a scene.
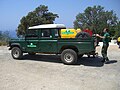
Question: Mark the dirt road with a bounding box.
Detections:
[0,45,120,90]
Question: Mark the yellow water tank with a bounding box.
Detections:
[60,29,81,38]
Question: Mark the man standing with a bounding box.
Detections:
[96,28,110,63]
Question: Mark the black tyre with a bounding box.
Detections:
[28,52,36,55]
[75,32,90,38]
[61,49,77,65]
[11,47,23,59]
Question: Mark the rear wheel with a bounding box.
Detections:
[61,49,77,65]
[11,47,23,59]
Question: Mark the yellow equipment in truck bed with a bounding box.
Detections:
[60,29,81,38]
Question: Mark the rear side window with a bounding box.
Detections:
[41,29,52,38]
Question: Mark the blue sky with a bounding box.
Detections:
[0,0,120,32]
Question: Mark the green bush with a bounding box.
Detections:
[0,41,8,46]
[0,31,11,46]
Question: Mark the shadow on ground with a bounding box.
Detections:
[77,57,104,67]
[104,60,117,64]
[20,54,117,67]
[22,54,62,63]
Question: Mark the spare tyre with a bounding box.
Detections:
[75,32,90,38]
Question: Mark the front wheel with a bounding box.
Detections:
[61,49,77,65]
[11,47,23,59]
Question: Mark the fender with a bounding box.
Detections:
[9,43,21,50]
[59,45,78,54]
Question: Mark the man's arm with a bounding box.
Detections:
[96,34,105,39]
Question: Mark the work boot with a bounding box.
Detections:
[104,58,109,64]
[106,57,109,61]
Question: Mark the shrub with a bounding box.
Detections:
[0,41,8,46]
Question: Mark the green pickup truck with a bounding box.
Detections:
[8,24,96,64]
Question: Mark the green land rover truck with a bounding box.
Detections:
[8,24,96,64]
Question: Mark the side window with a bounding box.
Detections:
[54,29,59,38]
[26,30,38,39]
[41,29,51,38]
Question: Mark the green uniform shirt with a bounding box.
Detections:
[103,32,110,44]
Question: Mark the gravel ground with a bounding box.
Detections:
[0,45,120,90]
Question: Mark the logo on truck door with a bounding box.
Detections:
[27,43,36,48]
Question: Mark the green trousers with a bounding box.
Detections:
[101,43,109,60]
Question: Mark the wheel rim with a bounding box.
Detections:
[13,49,20,58]
[64,53,74,63]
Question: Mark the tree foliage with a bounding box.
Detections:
[114,21,120,38]
[74,5,119,37]
[0,31,11,46]
[17,5,59,36]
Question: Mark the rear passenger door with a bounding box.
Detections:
[39,29,58,53]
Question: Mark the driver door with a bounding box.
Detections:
[25,29,39,52]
